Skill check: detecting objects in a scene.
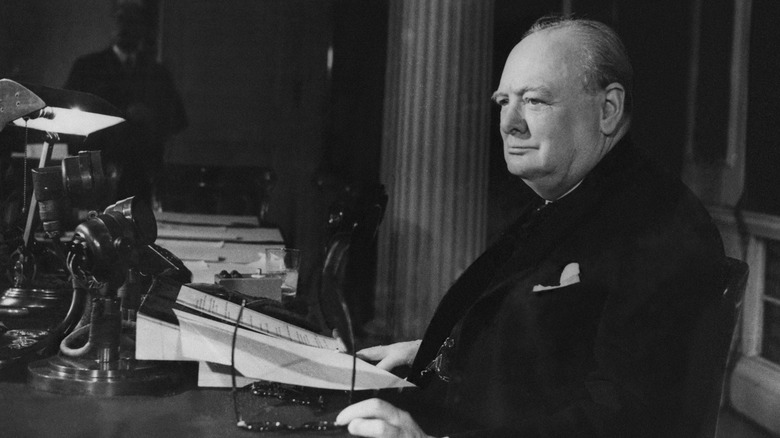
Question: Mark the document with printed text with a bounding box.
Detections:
[174,309,415,391]
[176,285,340,350]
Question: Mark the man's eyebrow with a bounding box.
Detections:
[491,86,549,103]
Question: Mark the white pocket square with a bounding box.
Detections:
[532,262,580,292]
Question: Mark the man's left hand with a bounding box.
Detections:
[336,398,434,438]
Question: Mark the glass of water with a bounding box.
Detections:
[265,248,301,305]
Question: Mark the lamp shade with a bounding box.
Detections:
[0,79,124,136]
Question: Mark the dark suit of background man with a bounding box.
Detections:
[336,16,725,438]
[64,1,187,206]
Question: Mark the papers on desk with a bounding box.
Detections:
[156,222,283,243]
[155,211,283,243]
[176,309,412,390]
[155,239,267,264]
[152,213,282,283]
[176,285,339,349]
[198,361,256,388]
[182,259,269,284]
[155,239,226,262]
[136,283,414,391]
[155,211,260,227]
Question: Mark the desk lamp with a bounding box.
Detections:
[0,79,124,371]
[0,80,186,394]
[0,79,124,286]
[0,78,124,135]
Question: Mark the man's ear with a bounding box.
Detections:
[600,82,625,136]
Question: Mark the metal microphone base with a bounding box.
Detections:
[27,351,191,396]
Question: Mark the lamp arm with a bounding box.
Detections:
[21,132,59,250]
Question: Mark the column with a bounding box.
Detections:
[373,0,495,341]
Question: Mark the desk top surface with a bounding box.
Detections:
[0,212,334,437]
[0,370,351,438]
[1,214,331,437]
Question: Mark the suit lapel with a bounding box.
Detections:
[411,201,540,373]
[461,139,637,332]
[479,188,595,294]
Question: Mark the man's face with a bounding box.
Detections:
[115,7,150,54]
[116,25,145,54]
[492,28,607,199]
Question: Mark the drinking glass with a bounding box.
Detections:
[264,248,301,305]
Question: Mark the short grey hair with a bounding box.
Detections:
[524,16,634,115]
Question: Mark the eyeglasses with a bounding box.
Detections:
[230,299,356,432]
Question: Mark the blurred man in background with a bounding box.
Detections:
[64,0,186,206]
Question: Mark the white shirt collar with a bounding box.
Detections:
[112,45,135,65]
[545,179,583,204]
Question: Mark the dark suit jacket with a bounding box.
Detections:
[400,136,725,437]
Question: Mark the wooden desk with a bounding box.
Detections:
[0,213,347,437]
[0,368,351,438]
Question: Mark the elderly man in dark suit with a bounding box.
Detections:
[336,16,725,438]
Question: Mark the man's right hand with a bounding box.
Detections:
[357,340,422,371]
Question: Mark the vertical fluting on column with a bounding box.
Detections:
[374,0,495,341]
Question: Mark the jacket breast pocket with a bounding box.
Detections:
[525,282,605,349]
